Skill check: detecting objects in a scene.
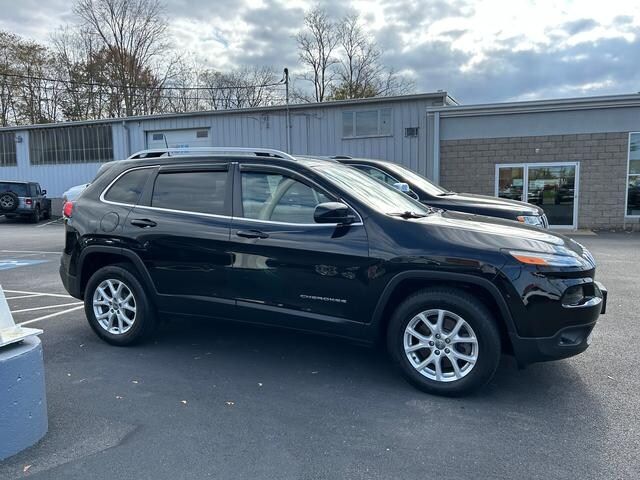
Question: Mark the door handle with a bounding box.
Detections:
[130,218,157,228]
[236,229,269,239]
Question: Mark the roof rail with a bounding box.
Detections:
[127,147,296,161]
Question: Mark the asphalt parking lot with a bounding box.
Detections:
[0,216,638,479]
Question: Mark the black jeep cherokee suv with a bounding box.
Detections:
[59,148,606,396]
[335,157,549,228]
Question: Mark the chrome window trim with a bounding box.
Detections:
[100,163,364,227]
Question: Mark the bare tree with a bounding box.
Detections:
[295,7,339,102]
[0,31,19,126]
[330,13,414,100]
[73,0,168,116]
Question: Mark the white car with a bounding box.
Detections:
[62,183,90,217]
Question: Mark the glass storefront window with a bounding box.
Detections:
[498,167,524,202]
[496,163,578,227]
[627,133,640,216]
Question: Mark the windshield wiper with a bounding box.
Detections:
[388,211,429,219]
[438,191,457,196]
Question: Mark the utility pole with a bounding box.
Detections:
[284,68,291,153]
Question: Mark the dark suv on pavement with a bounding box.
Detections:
[0,181,51,222]
[334,157,549,228]
[59,148,606,396]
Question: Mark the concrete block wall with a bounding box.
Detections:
[439,132,638,230]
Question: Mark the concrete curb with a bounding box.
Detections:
[0,336,48,461]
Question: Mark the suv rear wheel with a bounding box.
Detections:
[387,288,501,396]
[84,264,156,345]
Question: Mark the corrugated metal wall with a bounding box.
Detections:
[127,98,430,174]
[0,97,434,198]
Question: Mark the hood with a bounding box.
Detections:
[416,210,584,258]
[429,192,543,217]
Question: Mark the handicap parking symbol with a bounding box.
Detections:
[0,259,49,271]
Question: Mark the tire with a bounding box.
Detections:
[43,206,51,220]
[387,288,501,396]
[84,263,157,346]
[0,191,18,213]
[30,206,41,223]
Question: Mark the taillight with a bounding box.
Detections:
[25,198,33,205]
[63,201,74,217]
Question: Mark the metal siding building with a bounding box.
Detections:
[0,92,451,201]
[2,90,639,230]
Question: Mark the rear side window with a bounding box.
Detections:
[0,183,28,196]
[151,170,227,215]
[104,169,151,205]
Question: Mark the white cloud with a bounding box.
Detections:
[0,0,638,102]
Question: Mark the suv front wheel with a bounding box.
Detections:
[84,264,156,345]
[387,288,501,396]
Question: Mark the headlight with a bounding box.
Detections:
[507,250,590,267]
[517,215,543,226]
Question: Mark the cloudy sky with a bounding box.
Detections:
[1,0,639,104]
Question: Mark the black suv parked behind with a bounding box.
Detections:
[0,181,51,223]
[60,148,606,395]
[334,156,549,228]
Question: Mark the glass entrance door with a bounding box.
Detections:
[496,163,579,228]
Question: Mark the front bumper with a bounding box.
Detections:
[510,281,607,365]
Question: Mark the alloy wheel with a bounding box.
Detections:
[404,309,478,382]
[92,279,137,335]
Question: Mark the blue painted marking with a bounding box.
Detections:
[0,259,49,271]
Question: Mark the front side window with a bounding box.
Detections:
[151,170,227,215]
[342,108,392,138]
[627,133,640,216]
[352,165,400,186]
[383,162,448,196]
[104,169,151,205]
[314,163,430,215]
[241,171,332,224]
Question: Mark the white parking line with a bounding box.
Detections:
[36,219,62,228]
[18,305,85,326]
[3,289,73,298]
[0,250,60,255]
[5,294,44,300]
[11,301,83,314]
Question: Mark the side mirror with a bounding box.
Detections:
[314,202,357,225]
[393,182,411,193]
[41,190,47,195]
[393,182,419,200]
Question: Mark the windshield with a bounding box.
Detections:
[0,182,28,196]
[314,162,431,215]
[383,163,449,196]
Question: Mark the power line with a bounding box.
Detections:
[0,72,285,92]
[0,80,286,103]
